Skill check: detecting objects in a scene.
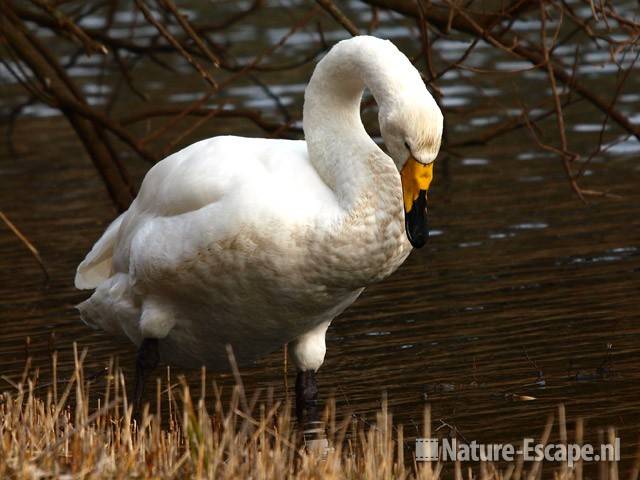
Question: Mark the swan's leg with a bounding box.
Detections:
[133,338,159,420]
[133,298,172,420]
[295,370,319,425]
[290,321,330,448]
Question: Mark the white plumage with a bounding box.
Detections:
[75,36,443,374]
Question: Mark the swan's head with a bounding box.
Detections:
[379,93,443,249]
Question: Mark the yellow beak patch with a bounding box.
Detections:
[400,156,434,213]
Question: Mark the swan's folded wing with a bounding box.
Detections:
[123,136,261,269]
[120,136,325,295]
[76,137,245,290]
[77,136,323,294]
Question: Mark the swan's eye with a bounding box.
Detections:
[404,141,411,151]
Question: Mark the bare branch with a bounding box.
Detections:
[0,211,49,281]
[315,0,360,36]
[134,0,218,88]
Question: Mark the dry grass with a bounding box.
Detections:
[0,347,632,479]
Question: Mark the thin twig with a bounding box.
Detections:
[0,211,49,281]
[157,0,221,67]
[315,0,360,36]
[135,0,218,88]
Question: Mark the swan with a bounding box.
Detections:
[75,35,443,425]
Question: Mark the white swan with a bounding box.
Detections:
[75,35,443,421]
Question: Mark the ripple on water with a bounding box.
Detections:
[556,246,637,266]
[245,97,294,108]
[66,66,104,78]
[523,71,547,80]
[365,331,391,336]
[609,246,637,254]
[573,124,609,132]
[518,175,544,182]
[168,93,203,103]
[579,62,635,75]
[510,222,549,230]
[470,116,500,126]
[461,158,489,166]
[22,105,60,118]
[433,39,479,51]
[227,84,306,97]
[458,241,483,248]
[440,97,469,107]
[489,232,511,239]
[463,305,485,312]
[82,84,111,95]
[620,93,640,103]
[517,152,537,161]
[441,70,460,80]
[567,255,622,265]
[440,85,476,95]
[495,61,534,71]
[605,137,640,154]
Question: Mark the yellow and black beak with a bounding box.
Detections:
[400,156,434,248]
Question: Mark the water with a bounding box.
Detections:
[1,0,639,473]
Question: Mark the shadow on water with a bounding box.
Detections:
[1,0,639,473]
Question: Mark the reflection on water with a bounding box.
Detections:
[1,0,639,473]
[461,158,489,166]
[606,137,640,154]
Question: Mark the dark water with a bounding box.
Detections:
[1,0,639,473]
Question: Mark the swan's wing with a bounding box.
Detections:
[75,137,225,289]
[76,136,334,292]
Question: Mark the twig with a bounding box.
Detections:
[521,106,585,201]
[416,0,440,95]
[135,0,218,88]
[157,0,221,67]
[0,2,135,211]
[315,0,360,36]
[539,1,583,199]
[0,211,49,281]
[449,97,582,148]
[28,0,108,54]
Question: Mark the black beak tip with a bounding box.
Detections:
[408,229,428,248]
[405,190,429,249]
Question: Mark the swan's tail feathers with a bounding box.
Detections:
[76,273,142,344]
[75,214,125,289]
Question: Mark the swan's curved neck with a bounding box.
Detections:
[301,38,422,287]
[303,38,401,208]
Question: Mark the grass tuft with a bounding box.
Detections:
[0,347,631,479]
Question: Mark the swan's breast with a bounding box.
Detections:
[303,164,413,289]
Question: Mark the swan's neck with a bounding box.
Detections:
[302,38,414,287]
[303,37,404,208]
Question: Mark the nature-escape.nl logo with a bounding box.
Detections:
[416,437,620,467]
